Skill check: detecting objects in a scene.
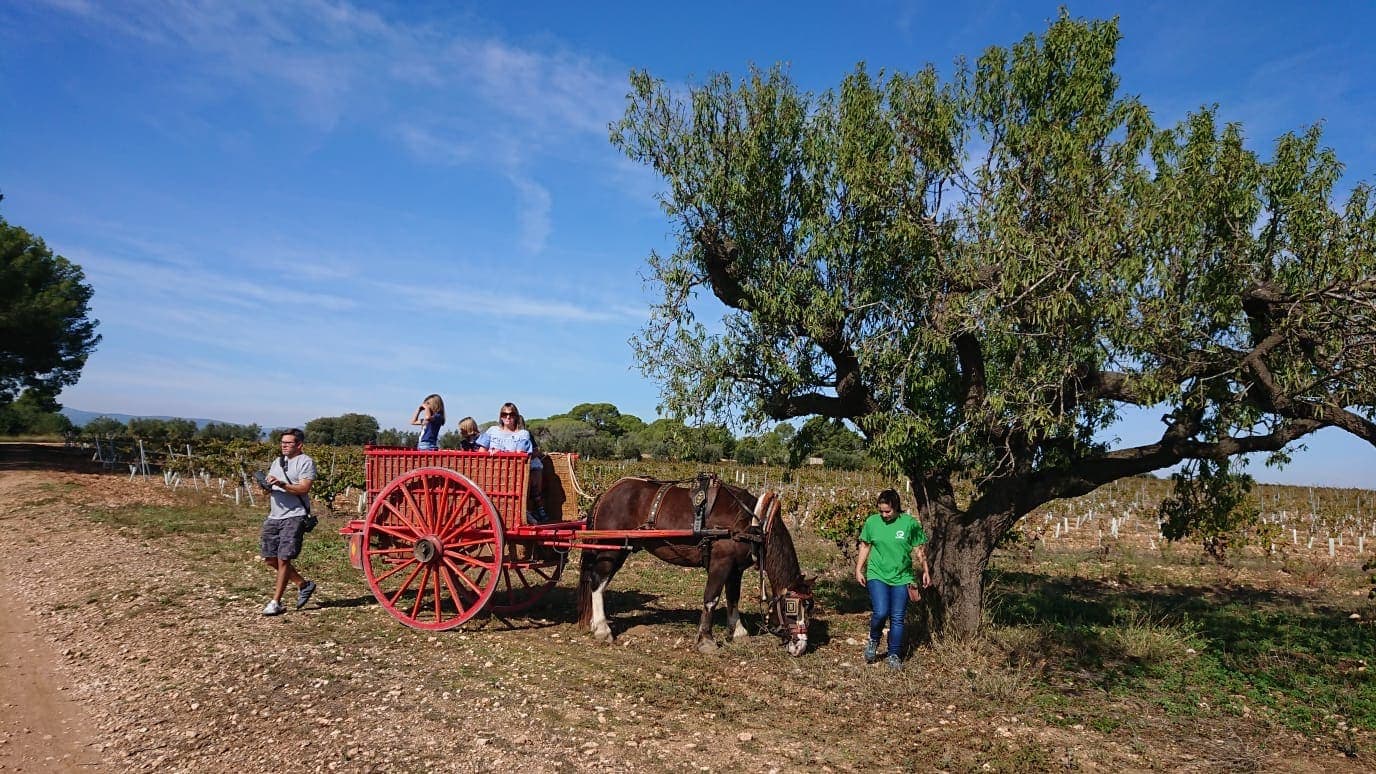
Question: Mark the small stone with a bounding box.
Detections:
[737,732,753,742]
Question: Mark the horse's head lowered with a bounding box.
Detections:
[771,577,814,657]
[754,490,814,657]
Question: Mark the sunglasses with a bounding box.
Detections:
[500,412,516,418]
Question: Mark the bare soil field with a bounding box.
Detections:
[0,453,1371,772]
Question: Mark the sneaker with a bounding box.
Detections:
[863,641,879,664]
[886,654,901,671]
[295,580,317,610]
[262,599,285,616]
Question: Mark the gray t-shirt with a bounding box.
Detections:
[267,453,316,520]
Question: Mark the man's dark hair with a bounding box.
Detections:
[282,428,306,444]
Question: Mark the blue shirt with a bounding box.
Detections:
[418,412,444,447]
[476,426,542,469]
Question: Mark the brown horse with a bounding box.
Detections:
[575,476,813,655]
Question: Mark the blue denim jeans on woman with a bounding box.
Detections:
[866,579,909,657]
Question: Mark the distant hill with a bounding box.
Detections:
[61,408,251,430]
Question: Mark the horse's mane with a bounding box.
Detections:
[762,510,804,591]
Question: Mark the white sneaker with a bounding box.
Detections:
[262,599,285,616]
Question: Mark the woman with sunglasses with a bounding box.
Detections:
[475,402,547,522]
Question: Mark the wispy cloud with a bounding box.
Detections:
[35,0,622,151]
[508,173,552,254]
[380,281,634,324]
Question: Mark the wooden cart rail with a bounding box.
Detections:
[365,446,530,528]
[362,446,591,528]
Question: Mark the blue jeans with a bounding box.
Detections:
[417,441,438,451]
[866,579,909,657]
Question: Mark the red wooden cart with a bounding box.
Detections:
[340,446,717,630]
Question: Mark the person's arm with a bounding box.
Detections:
[854,542,871,585]
[915,544,931,587]
[410,405,428,426]
[271,458,315,496]
[279,477,313,496]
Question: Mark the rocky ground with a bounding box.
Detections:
[0,453,1370,772]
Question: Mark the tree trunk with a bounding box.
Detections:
[926,516,999,638]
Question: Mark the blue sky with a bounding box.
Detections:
[3,1,1374,486]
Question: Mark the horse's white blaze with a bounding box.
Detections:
[590,578,612,641]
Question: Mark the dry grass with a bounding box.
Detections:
[1,468,1372,772]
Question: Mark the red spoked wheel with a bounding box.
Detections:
[489,541,566,616]
[361,467,504,630]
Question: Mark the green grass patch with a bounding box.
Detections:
[986,561,1376,738]
[89,502,248,538]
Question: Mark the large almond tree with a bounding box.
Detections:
[612,13,1376,636]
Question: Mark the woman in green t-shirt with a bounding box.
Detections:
[854,489,931,669]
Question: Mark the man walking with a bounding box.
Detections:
[260,428,317,615]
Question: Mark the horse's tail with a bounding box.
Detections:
[575,547,595,626]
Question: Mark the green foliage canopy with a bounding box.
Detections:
[0,211,100,406]
[612,12,1376,633]
[306,413,380,446]
[0,388,74,435]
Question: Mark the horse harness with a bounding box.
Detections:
[628,474,754,568]
[640,473,720,534]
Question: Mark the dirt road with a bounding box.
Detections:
[0,580,102,772]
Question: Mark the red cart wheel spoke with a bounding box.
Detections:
[436,504,484,544]
[433,490,473,537]
[374,558,419,585]
[490,542,565,615]
[387,563,426,606]
[436,565,467,615]
[378,499,424,538]
[362,468,503,631]
[442,555,492,593]
[371,521,423,544]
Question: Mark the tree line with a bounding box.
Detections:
[65,402,872,469]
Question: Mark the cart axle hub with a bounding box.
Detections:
[413,536,442,564]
